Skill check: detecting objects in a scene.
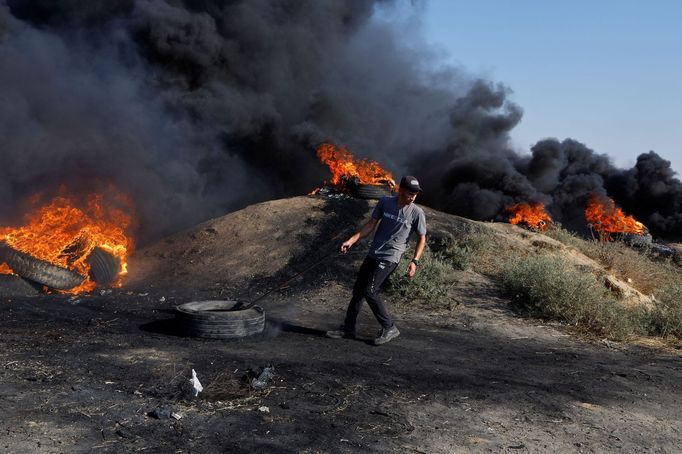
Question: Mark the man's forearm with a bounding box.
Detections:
[340,218,378,252]
[356,220,378,240]
[346,231,362,245]
[351,219,379,243]
[413,235,426,260]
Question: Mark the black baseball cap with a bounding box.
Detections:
[399,175,422,193]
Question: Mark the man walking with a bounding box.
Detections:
[327,176,427,345]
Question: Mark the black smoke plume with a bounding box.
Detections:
[1,1,680,241]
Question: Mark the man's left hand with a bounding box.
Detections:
[407,261,417,278]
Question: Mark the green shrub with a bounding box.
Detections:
[444,243,472,271]
[432,223,493,271]
[500,253,642,339]
[386,247,453,308]
[391,223,502,307]
[429,233,472,271]
[386,223,495,307]
[645,282,682,337]
[544,225,681,298]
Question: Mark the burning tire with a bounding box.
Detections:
[0,274,41,297]
[0,242,84,291]
[175,300,265,339]
[623,233,653,248]
[352,184,392,200]
[86,247,120,285]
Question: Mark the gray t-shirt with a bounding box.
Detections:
[368,196,427,263]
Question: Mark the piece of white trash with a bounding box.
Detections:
[190,369,203,397]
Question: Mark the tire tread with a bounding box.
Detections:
[0,243,84,290]
[176,300,265,339]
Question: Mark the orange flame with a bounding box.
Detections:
[584,194,645,238]
[0,189,135,293]
[507,202,552,231]
[314,143,395,192]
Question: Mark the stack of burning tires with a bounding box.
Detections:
[0,241,120,292]
[347,177,393,200]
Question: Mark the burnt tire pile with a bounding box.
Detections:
[175,300,265,339]
[0,241,120,292]
[0,274,41,297]
[0,242,84,290]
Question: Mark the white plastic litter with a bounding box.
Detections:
[190,369,203,397]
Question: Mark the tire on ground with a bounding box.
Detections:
[0,242,84,290]
[86,247,120,285]
[0,274,42,297]
[352,184,391,200]
[175,300,265,339]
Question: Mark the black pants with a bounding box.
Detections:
[344,257,398,332]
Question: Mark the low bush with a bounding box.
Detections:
[386,247,453,308]
[386,223,491,307]
[544,226,681,298]
[645,282,682,338]
[429,233,472,271]
[436,223,494,271]
[500,253,643,340]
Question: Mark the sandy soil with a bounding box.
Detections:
[0,196,680,453]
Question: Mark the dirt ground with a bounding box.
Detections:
[0,196,680,453]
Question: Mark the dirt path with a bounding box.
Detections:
[0,272,680,453]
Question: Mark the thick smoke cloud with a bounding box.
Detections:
[1,0,680,241]
[412,80,533,220]
[607,152,682,235]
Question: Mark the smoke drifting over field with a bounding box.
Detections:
[0,1,680,240]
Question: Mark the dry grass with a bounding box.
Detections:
[458,223,682,341]
[646,281,682,338]
[542,224,585,249]
[539,226,682,340]
[597,243,678,297]
[544,226,680,298]
[386,246,454,308]
[499,252,644,340]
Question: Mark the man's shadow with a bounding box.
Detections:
[140,312,347,341]
[275,319,377,345]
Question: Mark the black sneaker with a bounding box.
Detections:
[326,325,356,339]
[373,324,400,345]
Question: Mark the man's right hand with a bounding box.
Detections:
[340,240,354,253]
